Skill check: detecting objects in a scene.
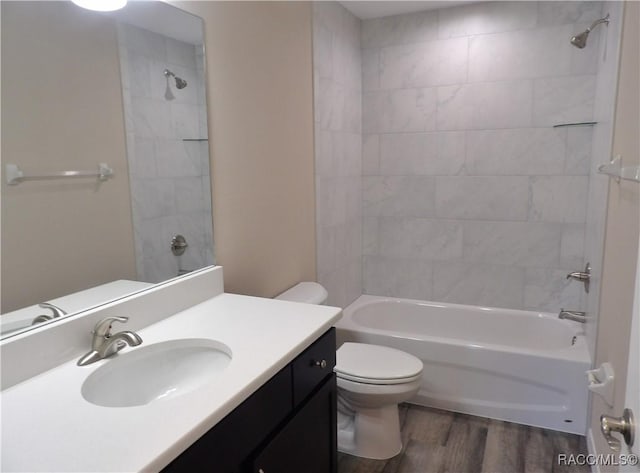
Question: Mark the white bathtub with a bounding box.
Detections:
[336,295,590,435]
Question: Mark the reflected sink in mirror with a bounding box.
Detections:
[81,339,231,408]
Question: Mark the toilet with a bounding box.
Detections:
[276,282,423,460]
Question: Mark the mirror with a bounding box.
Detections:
[1,1,214,339]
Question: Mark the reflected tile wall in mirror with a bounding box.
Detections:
[118,23,214,283]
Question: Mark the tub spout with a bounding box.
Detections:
[559,309,586,323]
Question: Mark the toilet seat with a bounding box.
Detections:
[336,371,422,385]
[335,343,423,385]
[336,374,422,399]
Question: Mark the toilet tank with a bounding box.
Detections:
[275,282,328,305]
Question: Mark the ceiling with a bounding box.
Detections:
[339,1,473,20]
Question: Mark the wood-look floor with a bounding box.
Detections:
[338,404,590,473]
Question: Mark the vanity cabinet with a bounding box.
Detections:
[251,376,336,473]
[163,328,337,473]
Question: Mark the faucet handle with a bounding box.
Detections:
[38,302,67,318]
[566,262,591,293]
[93,316,129,338]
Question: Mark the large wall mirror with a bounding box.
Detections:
[1,1,214,339]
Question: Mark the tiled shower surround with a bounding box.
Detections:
[314,1,610,312]
[361,1,606,311]
[118,24,213,283]
[313,2,362,308]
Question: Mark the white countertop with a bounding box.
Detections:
[1,293,342,472]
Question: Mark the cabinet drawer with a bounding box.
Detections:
[292,328,336,406]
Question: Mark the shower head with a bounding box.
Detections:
[571,13,610,49]
[570,30,590,49]
[163,69,188,90]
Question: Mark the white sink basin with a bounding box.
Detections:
[81,338,232,408]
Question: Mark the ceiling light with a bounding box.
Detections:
[71,0,127,12]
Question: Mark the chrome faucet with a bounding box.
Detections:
[559,309,587,323]
[31,302,67,325]
[566,262,591,293]
[77,316,142,366]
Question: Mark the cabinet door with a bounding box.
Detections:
[162,367,292,473]
[252,375,337,473]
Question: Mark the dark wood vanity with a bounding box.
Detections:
[163,328,337,473]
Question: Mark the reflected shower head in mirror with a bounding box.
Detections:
[163,69,187,101]
[571,13,610,48]
[175,76,187,89]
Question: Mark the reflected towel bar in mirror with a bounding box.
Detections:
[5,163,114,185]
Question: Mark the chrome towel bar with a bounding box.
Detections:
[598,155,640,183]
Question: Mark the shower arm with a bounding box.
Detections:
[587,13,610,33]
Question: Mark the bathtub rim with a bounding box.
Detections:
[338,294,590,364]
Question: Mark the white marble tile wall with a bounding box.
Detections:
[118,24,214,283]
[313,2,362,308]
[361,1,606,311]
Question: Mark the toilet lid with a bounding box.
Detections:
[335,343,423,384]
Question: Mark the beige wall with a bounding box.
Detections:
[1,2,136,312]
[590,1,640,464]
[176,1,317,297]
